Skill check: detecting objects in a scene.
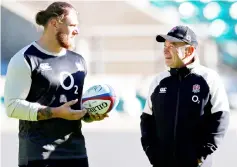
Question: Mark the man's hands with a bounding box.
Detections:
[83,112,109,123]
[37,99,109,122]
[38,99,87,121]
[197,158,203,167]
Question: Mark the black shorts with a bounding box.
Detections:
[18,158,89,167]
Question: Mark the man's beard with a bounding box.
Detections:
[56,31,74,50]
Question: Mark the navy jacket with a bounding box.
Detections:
[140,59,230,167]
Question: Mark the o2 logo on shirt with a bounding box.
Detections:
[192,95,200,104]
[59,71,78,94]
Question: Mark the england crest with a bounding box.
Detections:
[192,84,200,93]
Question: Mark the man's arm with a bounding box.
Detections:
[140,111,157,165]
[4,53,55,121]
[197,72,230,160]
[140,78,159,165]
[37,107,53,120]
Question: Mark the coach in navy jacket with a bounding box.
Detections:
[140,25,230,167]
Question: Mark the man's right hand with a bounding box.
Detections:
[53,99,87,120]
[37,99,87,120]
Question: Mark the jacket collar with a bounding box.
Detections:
[169,56,199,78]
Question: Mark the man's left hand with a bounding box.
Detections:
[83,112,109,122]
[89,113,109,121]
[197,158,202,167]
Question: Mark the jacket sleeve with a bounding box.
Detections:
[197,72,230,160]
[140,112,157,165]
[140,77,159,165]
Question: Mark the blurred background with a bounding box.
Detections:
[1,0,237,167]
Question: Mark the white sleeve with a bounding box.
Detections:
[209,72,230,114]
[143,77,159,115]
[4,53,44,121]
[143,96,153,115]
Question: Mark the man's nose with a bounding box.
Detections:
[73,27,79,35]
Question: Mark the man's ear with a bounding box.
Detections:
[48,18,58,29]
[186,46,195,57]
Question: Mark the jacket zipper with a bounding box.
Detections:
[173,74,182,162]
